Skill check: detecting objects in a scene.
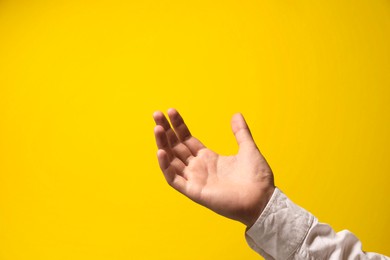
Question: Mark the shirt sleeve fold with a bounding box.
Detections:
[245,187,314,259]
[245,188,389,260]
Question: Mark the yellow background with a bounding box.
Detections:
[1,0,389,259]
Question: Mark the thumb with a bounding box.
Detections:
[231,113,256,148]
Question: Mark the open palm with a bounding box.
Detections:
[153,109,275,227]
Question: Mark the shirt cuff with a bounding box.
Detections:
[245,187,315,259]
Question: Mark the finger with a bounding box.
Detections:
[154,125,186,175]
[153,111,194,164]
[154,125,174,161]
[231,113,256,148]
[167,108,205,155]
[157,149,187,193]
[167,108,192,141]
[153,111,180,147]
[170,157,186,177]
[182,137,206,156]
[171,143,194,165]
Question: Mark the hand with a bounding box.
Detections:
[153,109,275,227]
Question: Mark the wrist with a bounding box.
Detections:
[245,186,275,228]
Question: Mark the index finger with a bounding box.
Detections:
[167,108,205,155]
[153,110,180,147]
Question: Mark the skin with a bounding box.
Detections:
[153,108,275,227]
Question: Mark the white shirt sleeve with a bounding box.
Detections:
[245,188,389,260]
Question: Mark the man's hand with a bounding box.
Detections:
[153,109,275,227]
